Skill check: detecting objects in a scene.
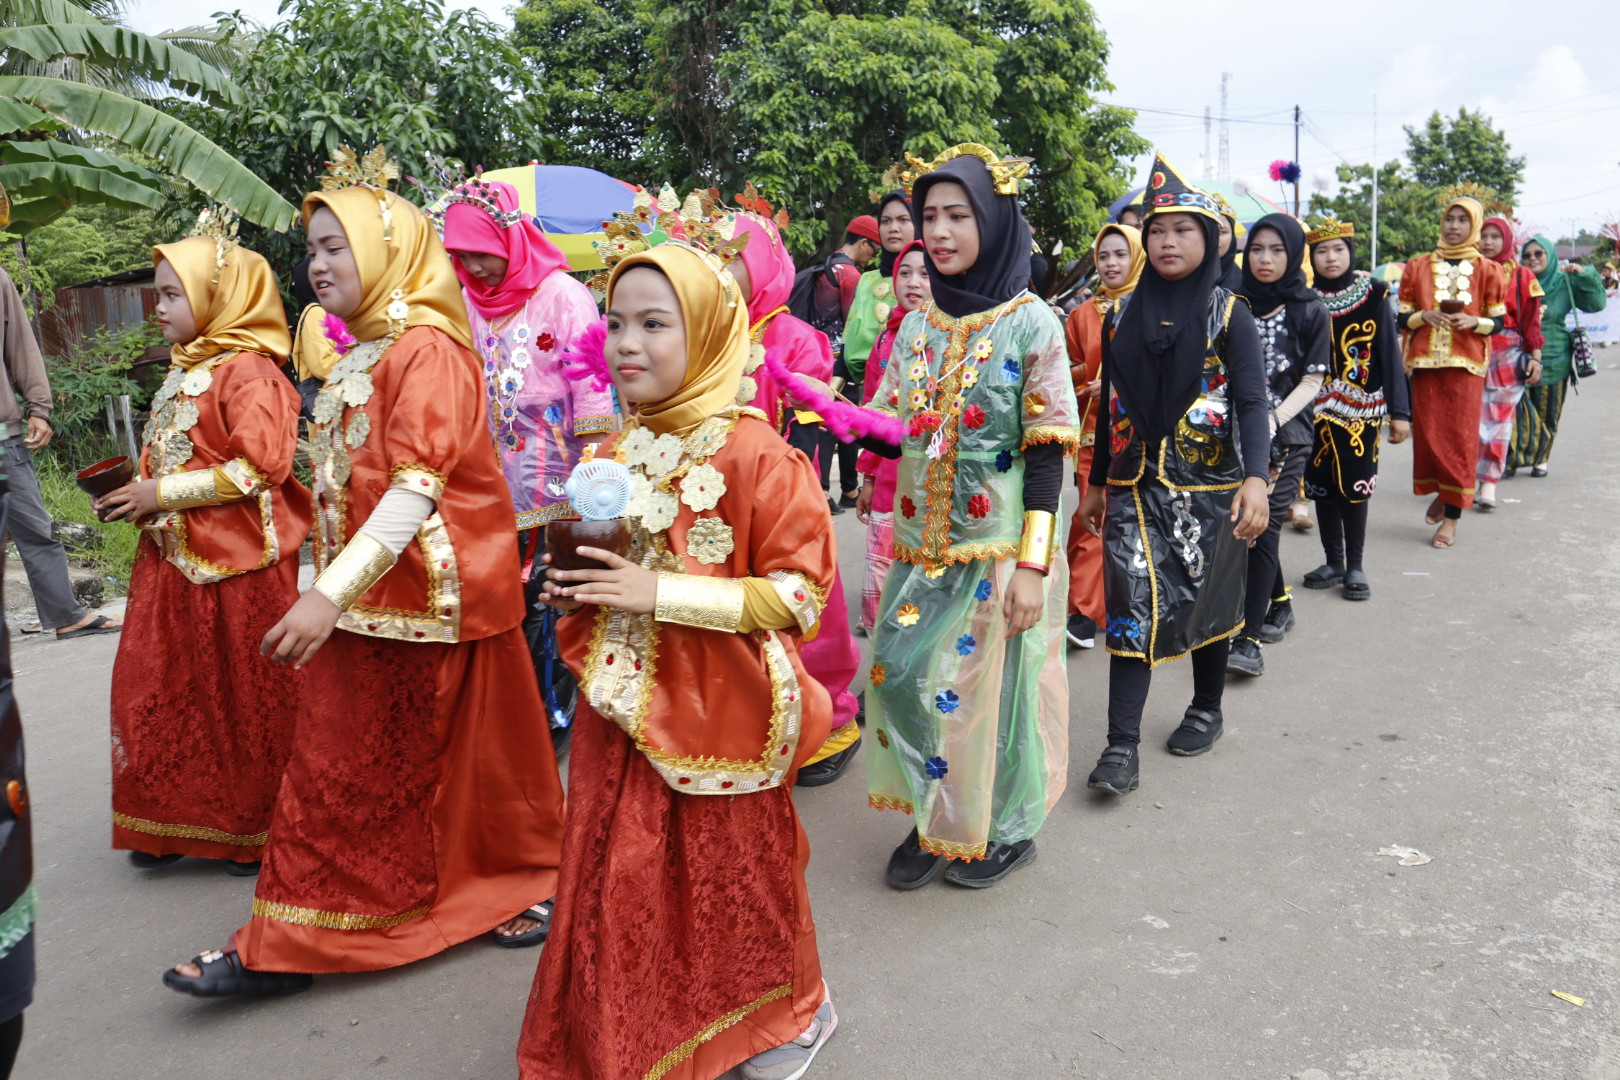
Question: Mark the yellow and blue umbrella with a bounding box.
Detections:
[479,163,640,272]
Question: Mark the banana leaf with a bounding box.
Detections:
[0,156,163,210]
[0,24,244,108]
[0,137,161,183]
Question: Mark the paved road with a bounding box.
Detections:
[11,361,1620,1079]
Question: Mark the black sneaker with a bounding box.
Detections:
[1303,563,1345,589]
[943,838,1037,889]
[885,828,946,890]
[827,497,845,516]
[1066,613,1097,649]
[840,491,860,508]
[1342,567,1370,601]
[1087,744,1139,795]
[1257,600,1295,643]
[1226,635,1264,677]
[1167,706,1224,756]
[795,739,859,788]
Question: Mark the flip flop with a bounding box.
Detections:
[1430,528,1455,549]
[1425,498,1444,525]
[56,615,122,640]
[492,898,555,948]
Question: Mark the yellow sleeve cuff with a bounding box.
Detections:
[1017,510,1059,573]
[1406,312,1427,331]
[654,572,746,633]
[1474,317,1495,335]
[311,532,396,611]
[740,578,798,634]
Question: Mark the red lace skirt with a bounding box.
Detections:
[111,545,301,862]
[517,699,822,1080]
[236,626,564,973]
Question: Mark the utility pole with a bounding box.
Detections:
[1293,104,1302,216]
[1218,73,1231,182]
[1203,105,1212,180]
[1371,94,1379,271]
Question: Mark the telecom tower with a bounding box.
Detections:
[1217,72,1231,182]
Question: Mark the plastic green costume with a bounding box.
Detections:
[841,269,891,391]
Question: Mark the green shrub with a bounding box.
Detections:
[34,451,140,592]
[43,317,165,463]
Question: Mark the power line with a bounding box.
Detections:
[1101,102,1295,127]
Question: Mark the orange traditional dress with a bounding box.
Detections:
[519,243,834,1080]
[111,235,311,863]
[1064,224,1143,625]
[234,183,565,973]
[1397,197,1507,511]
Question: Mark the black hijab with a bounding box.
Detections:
[1218,218,1244,292]
[1239,213,1316,316]
[911,155,1031,319]
[1308,235,1359,294]
[876,190,913,278]
[1109,211,1224,446]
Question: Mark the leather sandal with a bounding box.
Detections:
[162,949,312,998]
[493,898,555,948]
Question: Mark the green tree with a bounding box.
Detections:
[1308,160,1442,265]
[515,0,1145,256]
[188,0,553,274]
[1403,107,1526,205]
[0,0,295,230]
[0,201,162,311]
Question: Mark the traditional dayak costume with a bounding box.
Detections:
[111,228,312,867]
[1476,215,1543,501]
[1301,217,1410,598]
[1084,154,1270,794]
[169,154,566,994]
[855,239,925,632]
[1229,213,1329,672]
[518,240,837,1080]
[1510,234,1606,472]
[861,144,1079,884]
[1396,196,1505,521]
[1063,224,1143,646]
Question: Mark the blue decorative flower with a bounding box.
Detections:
[544,404,564,425]
[975,578,993,602]
[1106,615,1142,639]
[934,690,960,714]
[995,449,1013,473]
[1002,358,1021,381]
[955,634,976,656]
[925,755,949,779]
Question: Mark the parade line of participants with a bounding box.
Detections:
[24,137,1597,1080]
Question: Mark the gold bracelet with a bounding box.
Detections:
[1474,317,1495,335]
[654,572,745,633]
[1017,510,1059,573]
[312,532,396,611]
[157,469,223,510]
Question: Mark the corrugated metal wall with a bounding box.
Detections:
[38,283,164,361]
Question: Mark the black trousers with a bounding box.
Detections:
[1314,499,1370,567]
[1243,444,1307,634]
[1105,643,1230,747]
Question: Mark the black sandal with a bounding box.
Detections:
[162,949,313,998]
[225,860,262,877]
[128,851,183,869]
[492,898,555,948]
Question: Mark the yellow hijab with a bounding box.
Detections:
[291,303,341,382]
[606,242,748,436]
[1092,223,1145,310]
[1435,196,1484,263]
[153,236,291,370]
[300,186,473,350]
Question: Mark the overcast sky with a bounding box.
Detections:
[132,0,1620,236]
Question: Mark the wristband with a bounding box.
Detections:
[1016,510,1059,574]
[157,469,223,510]
[312,532,396,611]
[654,572,745,632]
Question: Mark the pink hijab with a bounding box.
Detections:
[443,180,569,320]
[732,211,796,322]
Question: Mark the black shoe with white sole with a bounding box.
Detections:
[944,838,1037,888]
[1066,613,1097,649]
[1087,744,1140,795]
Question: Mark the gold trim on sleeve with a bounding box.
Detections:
[157,469,224,510]
[765,569,821,633]
[1474,317,1495,335]
[312,531,395,611]
[654,572,745,633]
[1017,509,1059,572]
[390,463,446,502]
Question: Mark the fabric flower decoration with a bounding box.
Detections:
[975,578,993,602]
[538,332,555,351]
[484,334,500,351]
[511,347,532,370]
[912,333,927,354]
[947,396,964,416]
[896,603,921,627]
[908,361,928,382]
[934,690,960,714]
[968,493,991,519]
[962,404,986,429]
[869,663,887,687]
[1002,358,1020,381]
[908,389,929,410]
[961,367,979,388]
[995,449,1014,473]
[543,404,564,425]
[1023,391,1048,417]
[679,462,727,512]
[514,326,531,343]
[498,368,524,396]
[973,339,994,360]
[876,729,890,749]
[925,755,949,778]
[955,634,976,656]
[900,496,916,518]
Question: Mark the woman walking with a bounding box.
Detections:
[1508,235,1606,476]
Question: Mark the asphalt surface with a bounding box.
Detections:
[10,357,1620,1079]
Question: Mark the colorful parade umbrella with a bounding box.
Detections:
[1373,262,1405,284]
[479,163,640,272]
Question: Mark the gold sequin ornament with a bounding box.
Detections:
[180,367,214,397]
[680,462,727,512]
[386,288,409,338]
[685,516,735,565]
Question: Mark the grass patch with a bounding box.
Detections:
[35,449,141,593]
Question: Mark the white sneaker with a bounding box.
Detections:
[738,991,838,1080]
[1476,482,1497,511]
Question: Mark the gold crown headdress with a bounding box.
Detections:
[408,155,528,238]
[321,144,402,241]
[585,183,753,298]
[1436,181,1510,218]
[898,143,1031,197]
[187,206,240,283]
[1304,214,1354,246]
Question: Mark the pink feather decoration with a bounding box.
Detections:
[561,318,611,392]
[759,348,903,445]
[323,313,356,353]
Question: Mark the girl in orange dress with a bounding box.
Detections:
[519,240,838,1080]
[160,154,566,997]
[97,228,310,874]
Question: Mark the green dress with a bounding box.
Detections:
[841,269,892,391]
[1510,255,1607,469]
[864,294,1081,860]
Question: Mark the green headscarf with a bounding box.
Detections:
[1523,234,1560,295]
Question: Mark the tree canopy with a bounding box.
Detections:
[1404,107,1526,204]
